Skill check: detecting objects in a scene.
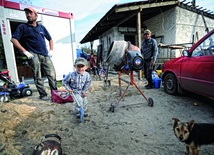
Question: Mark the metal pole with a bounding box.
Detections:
[137,7,142,80]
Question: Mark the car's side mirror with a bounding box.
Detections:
[182,50,189,57]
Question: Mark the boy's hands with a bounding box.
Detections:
[68,90,86,97]
[68,89,73,94]
[82,91,86,97]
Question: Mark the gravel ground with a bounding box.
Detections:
[0,74,214,155]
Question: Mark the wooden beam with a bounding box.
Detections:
[107,14,125,21]
[115,1,179,13]
[137,8,142,48]
[137,8,142,80]
[115,10,138,26]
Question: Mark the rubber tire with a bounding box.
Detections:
[22,88,32,97]
[164,73,178,95]
[0,95,10,102]
[148,98,154,107]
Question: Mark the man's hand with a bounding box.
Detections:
[23,51,34,59]
[48,50,54,57]
[151,61,155,66]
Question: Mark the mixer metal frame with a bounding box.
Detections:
[109,70,154,112]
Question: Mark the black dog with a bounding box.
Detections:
[172,118,214,155]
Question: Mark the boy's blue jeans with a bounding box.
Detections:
[73,93,88,113]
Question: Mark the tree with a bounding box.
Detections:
[82,45,97,55]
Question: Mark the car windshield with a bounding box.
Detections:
[192,32,214,56]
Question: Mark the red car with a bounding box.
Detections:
[162,29,214,98]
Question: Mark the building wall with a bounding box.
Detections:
[99,27,124,62]
[176,7,214,44]
[98,6,214,64]
[145,7,177,61]
[143,6,214,61]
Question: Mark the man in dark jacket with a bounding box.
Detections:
[11,7,57,100]
[141,29,158,89]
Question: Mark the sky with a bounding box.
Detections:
[9,0,214,49]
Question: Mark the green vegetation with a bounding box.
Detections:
[81,46,97,55]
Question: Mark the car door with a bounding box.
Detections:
[180,33,214,97]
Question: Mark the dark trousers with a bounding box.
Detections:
[92,66,99,76]
[144,60,153,86]
[29,53,57,97]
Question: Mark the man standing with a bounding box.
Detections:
[141,29,158,89]
[11,7,57,100]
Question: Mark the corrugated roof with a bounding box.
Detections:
[80,0,214,44]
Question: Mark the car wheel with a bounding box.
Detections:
[164,73,177,95]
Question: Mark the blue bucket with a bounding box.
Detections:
[153,78,161,88]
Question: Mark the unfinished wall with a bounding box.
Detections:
[99,27,124,62]
[98,6,214,65]
[176,7,214,45]
[144,7,177,62]
[144,6,214,61]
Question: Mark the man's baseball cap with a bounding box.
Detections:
[144,29,152,34]
[75,57,88,66]
[24,7,37,14]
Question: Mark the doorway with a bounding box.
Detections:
[10,21,33,79]
[124,35,136,45]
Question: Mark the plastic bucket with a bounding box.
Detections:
[153,78,161,88]
[156,70,162,77]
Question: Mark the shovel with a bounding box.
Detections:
[71,92,84,123]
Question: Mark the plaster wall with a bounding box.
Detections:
[99,27,124,61]
[175,7,214,44]
[98,6,214,64]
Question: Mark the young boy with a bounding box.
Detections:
[62,57,91,117]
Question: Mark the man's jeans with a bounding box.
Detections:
[144,60,153,86]
[29,53,57,97]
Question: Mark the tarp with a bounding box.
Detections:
[76,49,88,60]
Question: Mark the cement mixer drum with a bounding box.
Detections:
[105,41,127,69]
[105,40,143,71]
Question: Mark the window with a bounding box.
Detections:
[192,33,214,56]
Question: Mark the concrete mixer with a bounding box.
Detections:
[105,40,144,71]
[102,40,154,112]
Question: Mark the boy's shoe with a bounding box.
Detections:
[76,113,80,118]
[40,95,49,101]
[84,113,88,117]
[76,112,88,118]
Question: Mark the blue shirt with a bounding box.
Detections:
[62,70,91,95]
[12,23,52,56]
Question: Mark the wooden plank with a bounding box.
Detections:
[115,1,179,13]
